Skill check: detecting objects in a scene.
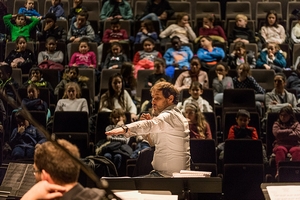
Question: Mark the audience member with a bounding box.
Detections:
[121,62,137,99]
[0,65,19,100]
[106,82,190,177]
[179,81,212,113]
[213,64,234,105]
[3,13,40,41]
[69,38,97,68]
[140,0,174,31]
[260,10,286,44]
[184,102,212,139]
[55,82,89,113]
[99,73,137,121]
[228,41,256,69]
[38,37,64,69]
[160,12,196,44]
[197,36,225,73]
[9,111,46,160]
[100,0,133,21]
[54,67,88,96]
[133,38,162,78]
[21,84,48,113]
[68,0,87,20]
[145,58,171,88]
[272,106,300,177]
[265,73,299,113]
[46,0,65,20]
[95,108,132,169]
[174,56,209,92]
[163,36,193,78]
[291,10,300,44]
[228,14,256,45]
[5,36,35,74]
[18,0,41,18]
[286,63,300,100]
[199,14,226,42]
[21,139,105,199]
[256,42,286,72]
[134,19,158,44]
[103,42,128,69]
[38,13,66,42]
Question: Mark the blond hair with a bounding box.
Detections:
[235,14,248,22]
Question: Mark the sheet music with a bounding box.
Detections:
[267,186,300,200]
[114,191,177,200]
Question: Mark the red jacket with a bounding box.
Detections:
[228,125,258,140]
[102,29,128,43]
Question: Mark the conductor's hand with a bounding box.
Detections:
[140,113,152,120]
[106,127,125,136]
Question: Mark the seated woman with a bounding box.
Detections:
[196,36,225,73]
[55,82,89,114]
[99,73,137,122]
[198,14,226,43]
[174,57,209,92]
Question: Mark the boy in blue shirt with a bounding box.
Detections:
[18,0,41,18]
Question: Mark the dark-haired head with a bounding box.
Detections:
[278,106,297,125]
[265,10,278,27]
[108,73,124,96]
[0,65,12,80]
[141,19,155,33]
[171,36,181,50]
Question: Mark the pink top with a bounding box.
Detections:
[69,51,97,68]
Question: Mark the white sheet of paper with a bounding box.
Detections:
[267,186,300,200]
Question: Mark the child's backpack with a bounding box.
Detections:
[79,155,118,187]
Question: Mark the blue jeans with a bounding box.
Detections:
[140,13,163,31]
[104,153,122,169]
[11,146,34,160]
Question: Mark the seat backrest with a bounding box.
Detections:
[256,2,282,29]
[68,42,98,64]
[266,112,279,157]
[12,68,22,87]
[141,88,151,107]
[133,146,155,176]
[169,2,191,20]
[136,70,154,98]
[53,111,89,133]
[99,69,121,90]
[203,112,217,142]
[40,69,61,89]
[78,68,95,102]
[44,0,69,17]
[222,111,261,141]
[226,2,251,21]
[195,2,221,21]
[251,69,275,92]
[224,139,263,164]
[190,139,216,164]
[82,0,100,21]
[287,2,300,32]
[223,89,256,111]
[5,41,35,59]
[134,1,147,19]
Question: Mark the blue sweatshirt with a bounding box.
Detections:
[163,46,193,69]
[47,4,65,19]
[10,125,46,148]
[256,50,286,69]
[197,47,225,62]
[18,7,40,17]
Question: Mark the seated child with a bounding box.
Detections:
[9,111,46,160]
[286,63,300,99]
[291,9,300,44]
[69,38,97,68]
[22,67,53,91]
[121,62,137,99]
[21,84,48,112]
[179,81,213,113]
[100,0,133,20]
[198,14,227,42]
[163,36,193,78]
[68,0,87,20]
[256,43,286,72]
[228,14,256,45]
[145,58,171,88]
[38,13,66,42]
[95,108,132,169]
[18,0,41,18]
[54,67,88,96]
[46,0,65,20]
[197,36,225,73]
[212,64,234,105]
[0,65,19,100]
[134,20,158,44]
[133,38,162,78]
[184,102,212,139]
[5,36,36,74]
[228,41,256,69]
[98,18,129,65]
[103,42,128,69]
[38,37,64,70]
[159,12,196,44]
[3,13,40,41]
